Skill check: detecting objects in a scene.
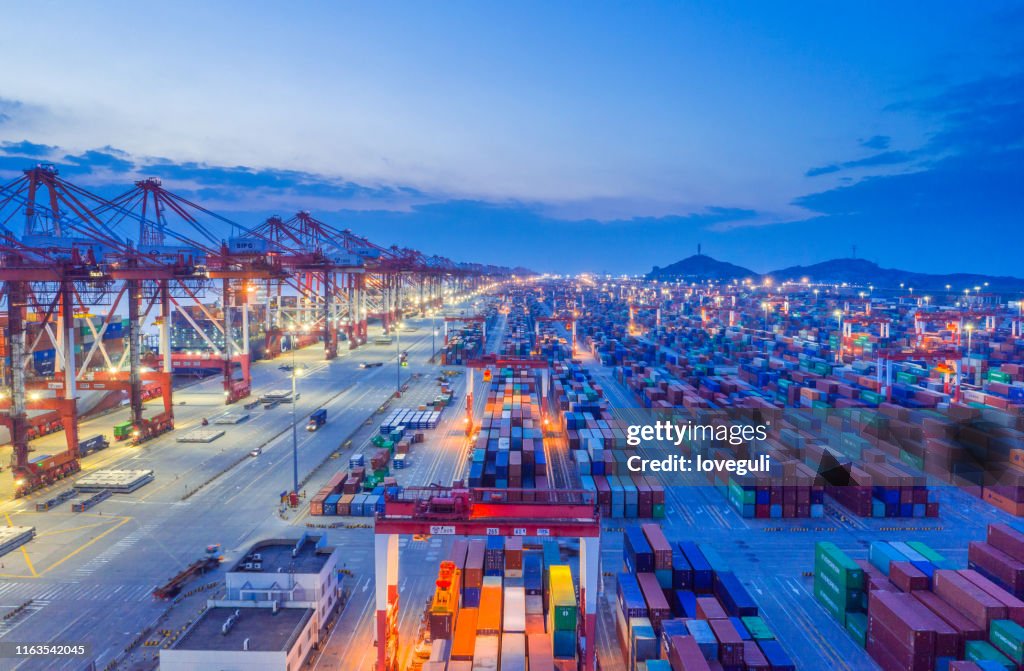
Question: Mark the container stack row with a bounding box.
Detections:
[815,537,1024,670]
[421,538,580,671]
[468,367,549,491]
[618,524,795,670]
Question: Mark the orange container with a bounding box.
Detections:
[450,608,478,660]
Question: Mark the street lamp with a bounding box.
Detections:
[761,302,769,332]
[966,323,974,358]
[431,311,437,363]
[834,309,844,363]
[288,325,300,497]
[396,322,402,396]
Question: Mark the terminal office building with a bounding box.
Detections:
[160,533,342,671]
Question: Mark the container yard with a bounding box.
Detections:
[0,8,1021,669]
[0,260,1022,671]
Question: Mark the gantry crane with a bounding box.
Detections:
[374,486,601,671]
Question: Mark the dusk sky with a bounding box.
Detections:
[1,2,1021,275]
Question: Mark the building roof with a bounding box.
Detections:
[231,534,332,575]
[174,606,313,652]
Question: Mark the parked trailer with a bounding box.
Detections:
[71,490,111,512]
[35,489,78,512]
[0,526,35,558]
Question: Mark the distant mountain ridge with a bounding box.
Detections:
[647,254,755,281]
[646,255,1024,291]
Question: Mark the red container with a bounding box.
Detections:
[969,541,1024,597]
[637,572,672,633]
[695,596,728,620]
[890,562,930,592]
[959,569,1024,625]
[669,635,712,671]
[742,640,770,670]
[869,591,937,652]
[641,523,673,570]
[933,570,1006,628]
[708,619,744,667]
[912,589,985,640]
[867,612,934,671]
[464,539,485,589]
[988,523,1024,562]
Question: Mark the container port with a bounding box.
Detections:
[0,8,1021,671]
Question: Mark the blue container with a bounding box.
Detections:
[730,616,751,640]
[684,618,718,660]
[617,572,648,619]
[673,590,697,618]
[758,639,795,670]
[671,550,692,590]
[552,629,576,658]
[714,572,758,617]
[624,527,654,573]
[660,619,688,658]
[678,542,713,593]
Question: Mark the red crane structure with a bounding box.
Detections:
[0,165,512,496]
[374,486,601,671]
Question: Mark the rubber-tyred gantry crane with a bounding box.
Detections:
[374,486,601,671]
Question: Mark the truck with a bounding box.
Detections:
[78,434,110,456]
[112,420,133,441]
[306,408,327,431]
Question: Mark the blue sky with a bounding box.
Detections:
[1,2,1021,274]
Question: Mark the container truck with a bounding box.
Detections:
[78,434,109,456]
[306,408,327,431]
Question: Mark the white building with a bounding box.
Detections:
[161,533,342,671]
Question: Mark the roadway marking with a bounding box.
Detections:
[3,512,38,578]
[40,516,132,576]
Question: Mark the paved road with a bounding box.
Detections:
[0,310,474,671]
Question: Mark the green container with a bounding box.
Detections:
[990,371,1013,384]
[113,421,133,438]
[740,616,774,640]
[815,543,864,588]
[966,640,1015,669]
[990,619,1024,664]
[813,581,847,624]
[859,390,883,405]
[652,503,665,519]
[845,612,867,648]
[906,542,953,569]
[896,371,918,385]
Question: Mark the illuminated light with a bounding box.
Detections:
[15,478,25,487]
[833,310,843,318]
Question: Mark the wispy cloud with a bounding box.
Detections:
[859,135,890,150]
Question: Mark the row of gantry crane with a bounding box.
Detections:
[0,163,519,497]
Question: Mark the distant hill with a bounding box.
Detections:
[646,254,756,281]
[768,258,1024,292]
[646,255,1024,291]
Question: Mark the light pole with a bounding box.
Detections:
[289,326,300,497]
[966,323,974,357]
[834,309,843,363]
[431,311,437,363]
[395,322,402,396]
